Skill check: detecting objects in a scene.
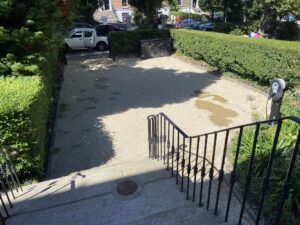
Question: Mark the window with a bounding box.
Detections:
[177,0,182,6]
[122,0,128,7]
[84,31,94,38]
[71,31,82,38]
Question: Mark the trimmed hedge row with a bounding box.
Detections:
[170,29,300,87]
[109,29,170,56]
[0,48,60,180]
[0,0,65,181]
[0,76,49,178]
[169,11,209,22]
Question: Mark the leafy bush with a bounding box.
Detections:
[170,29,300,87]
[0,0,66,181]
[0,76,50,179]
[169,11,209,22]
[276,21,300,41]
[229,90,300,224]
[232,121,300,224]
[229,28,244,35]
[109,29,171,56]
[214,21,260,34]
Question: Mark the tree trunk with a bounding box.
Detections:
[259,8,277,34]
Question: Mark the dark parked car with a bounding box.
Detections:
[178,19,196,28]
[185,22,215,31]
[212,13,224,21]
[74,22,93,28]
[184,21,204,30]
[94,24,126,36]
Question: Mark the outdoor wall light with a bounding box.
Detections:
[268,79,286,120]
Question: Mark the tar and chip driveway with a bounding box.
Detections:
[6,54,268,225]
[49,55,267,178]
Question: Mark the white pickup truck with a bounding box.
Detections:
[65,28,108,51]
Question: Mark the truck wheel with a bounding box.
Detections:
[96,42,107,51]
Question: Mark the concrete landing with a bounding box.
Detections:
[6,160,224,225]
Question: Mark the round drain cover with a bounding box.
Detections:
[117,180,138,196]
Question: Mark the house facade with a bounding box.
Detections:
[98,0,200,22]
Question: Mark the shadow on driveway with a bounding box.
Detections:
[47,53,219,178]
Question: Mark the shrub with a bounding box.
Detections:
[0,76,50,179]
[276,21,300,41]
[229,90,300,224]
[229,28,244,35]
[170,29,300,87]
[231,121,300,224]
[109,29,170,56]
[169,11,209,22]
[214,21,260,34]
[0,0,66,181]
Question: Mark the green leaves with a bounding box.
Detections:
[171,29,300,87]
[129,0,173,27]
[0,76,49,179]
[169,11,210,21]
[109,29,171,56]
[0,0,66,181]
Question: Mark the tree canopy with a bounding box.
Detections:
[129,0,164,26]
[198,0,300,33]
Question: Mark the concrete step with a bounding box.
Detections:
[5,159,223,225]
[5,159,167,216]
[6,179,223,225]
[4,158,255,225]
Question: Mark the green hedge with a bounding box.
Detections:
[0,76,49,179]
[0,0,65,181]
[109,29,171,56]
[170,29,300,87]
[169,11,209,22]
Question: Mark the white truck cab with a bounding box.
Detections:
[65,28,108,51]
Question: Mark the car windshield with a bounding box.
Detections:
[191,22,202,27]
[68,30,75,37]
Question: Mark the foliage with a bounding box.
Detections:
[195,0,300,37]
[229,89,300,224]
[0,76,49,179]
[70,0,98,23]
[109,29,170,56]
[169,0,179,11]
[230,90,300,224]
[253,0,300,33]
[214,20,260,34]
[129,0,165,27]
[169,11,209,22]
[170,29,300,87]
[229,28,244,35]
[198,0,223,18]
[0,0,67,180]
[275,21,299,41]
[232,119,300,224]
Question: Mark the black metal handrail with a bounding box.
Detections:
[0,145,23,224]
[148,113,300,225]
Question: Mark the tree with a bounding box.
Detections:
[129,0,176,28]
[68,0,98,23]
[253,0,300,32]
[198,0,223,18]
[0,0,67,76]
[223,0,243,22]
